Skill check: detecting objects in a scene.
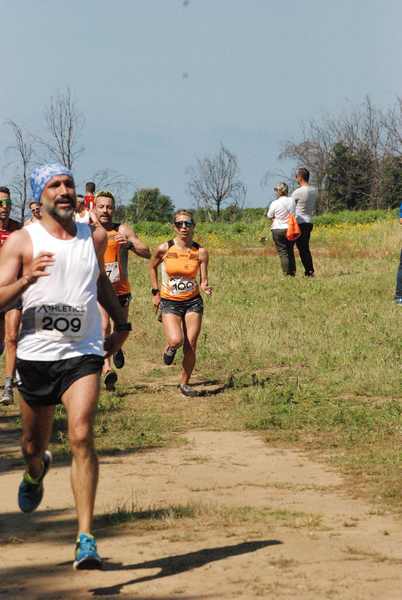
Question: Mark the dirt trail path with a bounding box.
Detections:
[1,418,402,599]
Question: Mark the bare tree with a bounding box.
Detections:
[275,97,390,211]
[187,144,246,220]
[90,168,133,201]
[5,120,33,221]
[383,96,402,157]
[37,87,85,169]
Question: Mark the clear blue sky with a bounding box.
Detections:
[1,0,401,207]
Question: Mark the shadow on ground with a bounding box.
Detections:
[91,540,282,596]
[0,539,281,599]
[117,372,273,398]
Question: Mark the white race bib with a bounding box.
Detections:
[105,261,120,284]
[169,277,197,296]
[35,304,87,339]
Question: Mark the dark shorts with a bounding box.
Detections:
[118,293,132,308]
[0,298,22,315]
[15,354,104,407]
[159,295,204,317]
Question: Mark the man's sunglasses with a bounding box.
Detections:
[0,199,11,207]
[174,220,193,228]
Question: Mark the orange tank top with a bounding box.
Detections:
[160,240,200,301]
[103,225,131,296]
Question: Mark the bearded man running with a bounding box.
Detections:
[0,164,131,569]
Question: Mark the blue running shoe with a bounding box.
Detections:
[73,533,102,570]
[18,450,52,513]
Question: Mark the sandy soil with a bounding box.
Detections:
[1,417,402,599]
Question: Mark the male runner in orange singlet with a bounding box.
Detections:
[93,191,150,390]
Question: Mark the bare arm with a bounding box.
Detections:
[0,230,54,309]
[117,224,151,259]
[92,226,128,325]
[149,242,168,308]
[199,247,212,296]
[92,226,132,356]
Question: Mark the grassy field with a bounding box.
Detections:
[5,217,402,509]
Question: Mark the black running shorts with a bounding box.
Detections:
[0,298,22,314]
[15,354,104,407]
[159,295,203,317]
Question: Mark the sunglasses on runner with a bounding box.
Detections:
[174,220,193,228]
[0,199,11,207]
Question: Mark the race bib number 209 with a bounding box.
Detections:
[35,304,87,339]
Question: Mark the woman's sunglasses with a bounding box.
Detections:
[174,220,193,229]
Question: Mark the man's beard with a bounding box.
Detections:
[99,215,112,226]
[47,200,75,221]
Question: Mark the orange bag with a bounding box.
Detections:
[286,214,301,241]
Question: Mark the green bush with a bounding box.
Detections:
[314,209,395,225]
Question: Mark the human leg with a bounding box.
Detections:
[0,313,4,356]
[162,311,184,364]
[61,372,100,536]
[112,300,129,369]
[272,230,296,276]
[181,310,203,386]
[1,308,22,404]
[98,303,117,390]
[99,304,111,375]
[18,398,55,512]
[20,398,55,480]
[295,223,314,276]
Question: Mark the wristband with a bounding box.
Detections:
[151,288,160,296]
[114,322,132,332]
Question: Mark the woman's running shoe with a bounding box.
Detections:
[18,450,52,513]
[73,533,102,570]
[179,384,199,398]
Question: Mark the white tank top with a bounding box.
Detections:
[17,222,103,361]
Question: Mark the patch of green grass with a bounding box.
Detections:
[48,395,175,457]
[102,501,196,527]
[99,499,324,532]
[122,218,401,509]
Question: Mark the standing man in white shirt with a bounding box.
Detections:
[291,167,317,277]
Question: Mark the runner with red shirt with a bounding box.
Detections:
[0,186,21,405]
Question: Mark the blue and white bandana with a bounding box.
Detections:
[30,163,74,202]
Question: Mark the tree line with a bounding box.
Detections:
[278,96,402,213]
[3,90,402,222]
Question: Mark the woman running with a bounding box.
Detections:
[149,210,212,397]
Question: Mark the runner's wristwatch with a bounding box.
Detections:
[151,288,160,295]
[114,322,132,332]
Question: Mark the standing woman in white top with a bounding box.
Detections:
[267,182,296,276]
